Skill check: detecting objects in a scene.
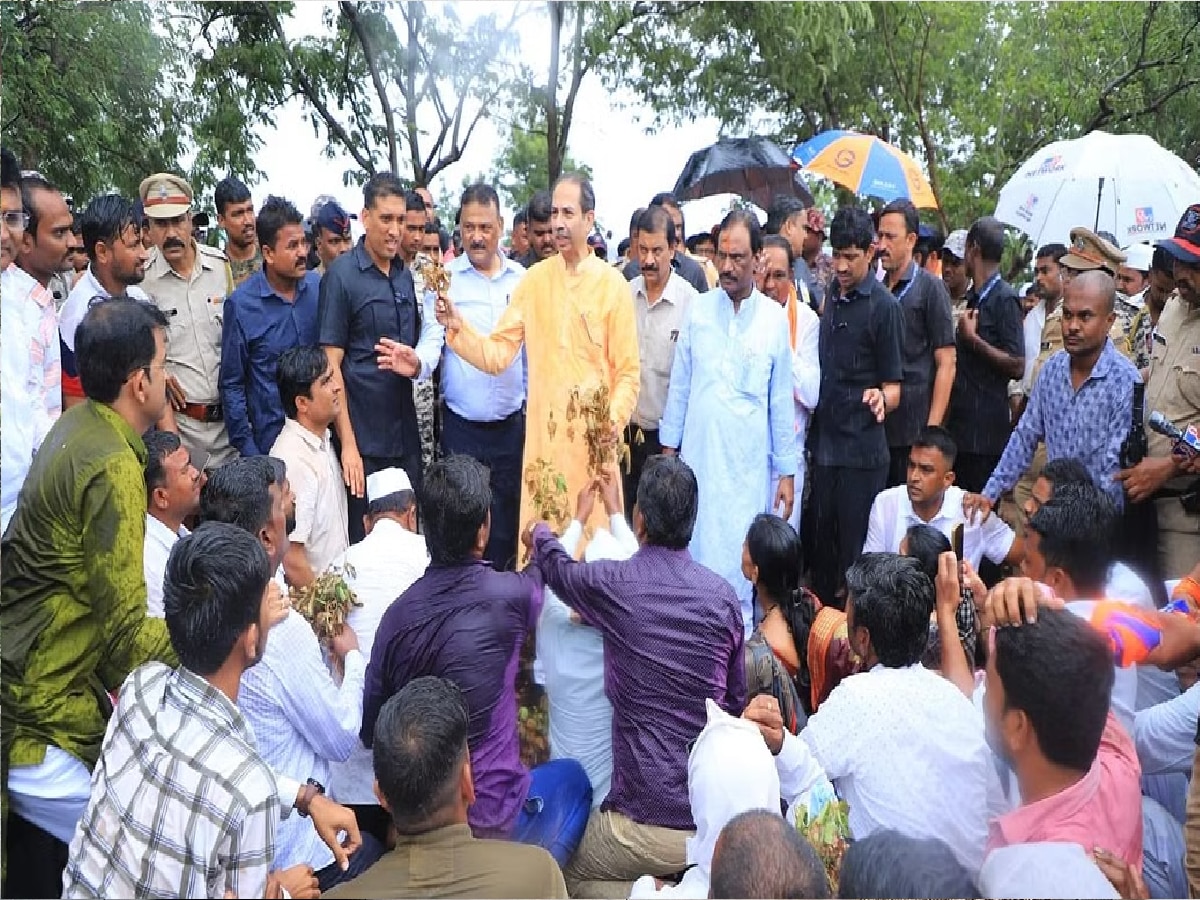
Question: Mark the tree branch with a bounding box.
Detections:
[557,3,587,168]
[340,1,398,175]
[264,6,376,174]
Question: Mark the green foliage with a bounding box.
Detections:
[599,1,1200,229]
[1,0,191,201]
[492,114,592,211]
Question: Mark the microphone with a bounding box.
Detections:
[1148,411,1200,455]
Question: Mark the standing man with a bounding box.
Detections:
[622,193,710,294]
[1114,242,1154,369]
[139,172,238,468]
[269,346,350,588]
[1117,204,1200,580]
[945,216,1025,494]
[319,174,443,543]
[1,156,62,532]
[510,208,530,260]
[1122,245,1175,374]
[876,199,956,487]
[800,208,833,311]
[519,190,557,269]
[433,173,639,545]
[940,229,971,319]
[439,184,527,570]
[141,429,201,618]
[804,206,904,607]
[399,190,439,477]
[659,209,795,633]
[60,196,151,407]
[220,195,321,458]
[311,200,354,276]
[765,196,815,308]
[2,299,177,896]
[215,176,261,287]
[626,206,697,516]
[15,173,74,308]
[968,270,1140,519]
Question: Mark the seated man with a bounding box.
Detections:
[361,455,592,866]
[269,346,349,588]
[63,523,318,899]
[537,470,637,808]
[328,467,429,845]
[980,596,1143,872]
[864,425,1021,572]
[707,810,830,900]
[324,677,568,899]
[527,455,746,895]
[746,555,1001,874]
[142,429,201,618]
[629,700,781,899]
[200,456,380,890]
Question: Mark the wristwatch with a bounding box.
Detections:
[296,778,325,818]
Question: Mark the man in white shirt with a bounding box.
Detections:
[625,206,697,515]
[328,466,428,844]
[537,468,638,808]
[59,195,152,407]
[142,429,201,618]
[745,554,1003,874]
[864,425,1021,572]
[270,345,350,587]
[1,149,62,531]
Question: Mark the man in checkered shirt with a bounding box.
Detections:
[62,523,316,899]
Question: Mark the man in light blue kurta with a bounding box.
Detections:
[660,211,797,635]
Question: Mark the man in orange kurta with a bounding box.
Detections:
[436,175,640,545]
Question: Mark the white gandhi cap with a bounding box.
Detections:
[366,467,413,503]
[1122,241,1154,273]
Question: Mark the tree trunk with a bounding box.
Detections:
[545,1,564,184]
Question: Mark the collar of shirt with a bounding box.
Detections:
[146,513,188,549]
[148,241,215,280]
[393,822,474,850]
[352,237,403,276]
[900,486,962,530]
[1069,337,1124,386]
[890,261,920,299]
[279,416,331,453]
[447,251,524,280]
[975,271,1003,305]
[247,267,317,303]
[836,272,877,303]
[634,271,689,308]
[170,665,255,743]
[88,399,149,466]
[6,264,53,308]
[988,760,1100,849]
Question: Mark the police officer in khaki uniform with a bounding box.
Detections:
[1117,204,1200,579]
[138,173,237,467]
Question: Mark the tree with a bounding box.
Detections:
[492,109,592,211]
[1,0,191,201]
[189,1,524,187]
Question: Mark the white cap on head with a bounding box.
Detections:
[942,229,968,260]
[366,467,412,503]
[1122,241,1154,273]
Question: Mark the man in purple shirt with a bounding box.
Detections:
[526,456,747,895]
[360,454,591,866]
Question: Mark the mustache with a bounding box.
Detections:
[163,238,185,250]
[469,242,486,252]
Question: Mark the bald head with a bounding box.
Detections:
[1066,268,1117,314]
[709,810,830,899]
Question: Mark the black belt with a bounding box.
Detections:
[445,407,524,430]
[180,401,223,423]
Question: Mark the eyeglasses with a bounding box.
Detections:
[2,210,30,231]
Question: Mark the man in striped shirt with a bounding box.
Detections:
[63,523,318,899]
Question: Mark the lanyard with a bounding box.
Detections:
[975,272,1002,306]
[892,262,920,304]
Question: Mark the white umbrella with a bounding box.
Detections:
[994,130,1200,248]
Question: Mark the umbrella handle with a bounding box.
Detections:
[1094,177,1105,232]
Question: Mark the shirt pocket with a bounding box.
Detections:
[1175,361,1200,411]
[574,310,607,368]
[731,346,771,398]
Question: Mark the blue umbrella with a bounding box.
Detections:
[792,130,938,208]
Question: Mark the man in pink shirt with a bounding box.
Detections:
[983,602,1143,871]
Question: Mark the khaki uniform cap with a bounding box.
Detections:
[139,173,194,219]
[1060,227,1126,273]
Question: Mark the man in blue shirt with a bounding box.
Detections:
[220,196,321,457]
[440,183,526,569]
[969,269,1141,518]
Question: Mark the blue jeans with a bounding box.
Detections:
[511,758,593,867]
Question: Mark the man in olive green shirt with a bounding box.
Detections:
[2,298,177,893]
[324,677,568,900]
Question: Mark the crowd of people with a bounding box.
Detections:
[3,132,1200,899]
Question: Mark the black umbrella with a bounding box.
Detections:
[673,137,814,210]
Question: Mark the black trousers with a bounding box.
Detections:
[954,452,1001,495]
[3,811,69,898]
[804,462,889,608]
[887,445,910,488]
[348,451,423,545]
[441,407,526,571]
[623,425,664,521]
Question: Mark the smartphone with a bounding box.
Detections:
[951,523,964,561]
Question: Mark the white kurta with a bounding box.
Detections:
[660,288,796,634]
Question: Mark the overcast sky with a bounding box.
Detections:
[249,1,746,242]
